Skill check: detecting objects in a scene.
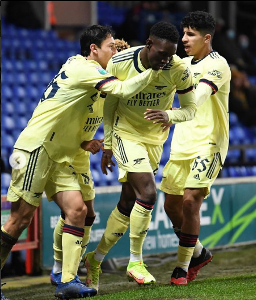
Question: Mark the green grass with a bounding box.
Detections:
[2,244,256,300]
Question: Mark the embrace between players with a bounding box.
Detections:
[1,10,230,300]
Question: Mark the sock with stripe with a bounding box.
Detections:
[95,206,130,261]
[129,199,153,261]
[176,232,198,272]
[62,224,84,282]
[173,227,203,258]
[1,226,18,269]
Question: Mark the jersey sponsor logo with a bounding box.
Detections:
[133,158,145,165]
[95,66,108,75]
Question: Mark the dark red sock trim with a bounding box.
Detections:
[63,224,84,237]
[179,232,198,247]
[136,198,154,210]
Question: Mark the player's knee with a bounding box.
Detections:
[66,203,87,222]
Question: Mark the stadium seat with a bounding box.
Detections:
[2,85,13,100]
[2,116,15,132]
[1,133,15,150]
[1,101,15,115]
[245,148,256,162]
[226,149,241,163]
[1,173,12,194]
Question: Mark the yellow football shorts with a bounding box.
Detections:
[45,163,95,202]
[160,152,222,197]
[112,133,163,182]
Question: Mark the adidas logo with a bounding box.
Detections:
[140,229,149,235]
[194,174,200,180]
[75,240,82,244]
[112,233,124,237]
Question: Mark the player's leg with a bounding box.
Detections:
[126,171,157,285]
[46,165,97,297]
[1,147,54,270]
[119,140,161,285]
[184,154,222,282]
[49,166,96,285]
[85,182,133,290]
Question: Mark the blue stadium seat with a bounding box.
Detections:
[226,149,241,163]
[2,85,13,100]
[1,133,15,149]
[1,101,15,115]
[15,116,28,131]
[229,112,239,127]
[13,86,26,101]
[2,116,15,132]
[245,148,256,162]
[1,173,12,194]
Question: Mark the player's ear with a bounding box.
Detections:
[146,39,153,50]
[90,43,98,54]
[204,34,211,44]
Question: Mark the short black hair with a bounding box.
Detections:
[181,11,216,37]
[80,25,115,56]
[149,21,180,43]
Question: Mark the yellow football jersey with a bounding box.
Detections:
[72,95,104,173]
[103,46,196,148]
[14,54,159,163]
[170,51,231,164]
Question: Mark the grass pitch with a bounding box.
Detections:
[2,243,256,300]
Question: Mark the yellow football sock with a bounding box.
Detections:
[53,216,65,262]
[177,245,195,272]
[130,202,152,255]
[97,206,130,255]
[61,224,84,282]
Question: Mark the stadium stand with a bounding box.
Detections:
[1,13,256,192]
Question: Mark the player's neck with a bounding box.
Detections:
[140,47,150,69]
[193,46,213,61]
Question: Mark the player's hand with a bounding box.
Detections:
[144,109,169,123]
[81,139,104,154]
[161,123,172,132]
[101,149,115,175]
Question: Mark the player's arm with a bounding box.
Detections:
[195,59,231,106]
[81,138,104,155]
[101,94,119,174]
[96,59,161,99]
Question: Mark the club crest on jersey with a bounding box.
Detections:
[133,158,145,165]
[95,66,108,75]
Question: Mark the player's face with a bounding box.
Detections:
[97,35,117,69]
[182,27,210,60]
[146,37,177,70]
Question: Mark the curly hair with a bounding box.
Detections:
[181,11,216,37]
[149,21,180,43]
[115,39,130,52]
